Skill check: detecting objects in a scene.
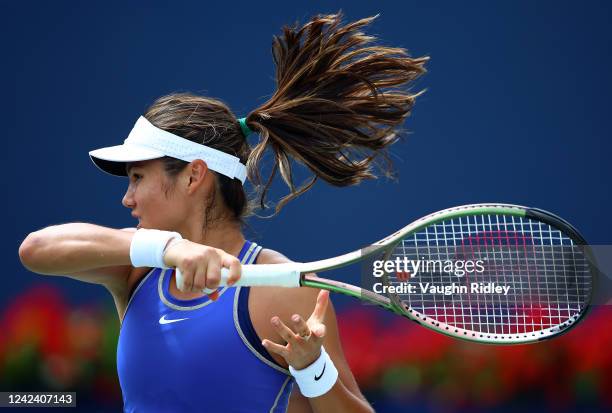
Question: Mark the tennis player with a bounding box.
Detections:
[19,13,426,413]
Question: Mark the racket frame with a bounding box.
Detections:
[295,204,595,344]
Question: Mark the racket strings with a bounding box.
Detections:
[385,214,591,337]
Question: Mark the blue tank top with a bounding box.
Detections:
[117,241,293,412]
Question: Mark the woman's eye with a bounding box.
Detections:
[131,174,142,181]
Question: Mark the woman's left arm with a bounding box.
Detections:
[264,288,374,413]
[258,271,374,413]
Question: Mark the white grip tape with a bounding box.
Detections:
[223,264,302,287]
[175,264,301,293]
[129,229,182,269]
[175,267,187,292]
[289,346,338,398]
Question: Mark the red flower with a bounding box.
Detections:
[0,285,70,358]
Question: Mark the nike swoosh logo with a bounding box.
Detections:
[159,314,189,325]
[314,362,326,381]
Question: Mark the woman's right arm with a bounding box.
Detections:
[18,223,135,295]
[18,223,242,297]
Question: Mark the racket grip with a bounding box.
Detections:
[176,264,302,293]
[222,264,302,287]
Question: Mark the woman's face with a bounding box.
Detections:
[122,159,189,231]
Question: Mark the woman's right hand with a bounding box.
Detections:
[162,239,242,294]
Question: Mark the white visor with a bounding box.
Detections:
[89,116,247,183]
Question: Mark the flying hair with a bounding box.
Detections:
[244,12,428,213]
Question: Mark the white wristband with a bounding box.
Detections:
[289,346,338,398]
[129,229,182,269]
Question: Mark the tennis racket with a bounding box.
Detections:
[217,204,596,344]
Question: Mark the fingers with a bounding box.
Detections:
[261,290,331,369]
[311,323,326,340]
[271,314,321,345]
[310,290,330,323]
[204,253,222,290]
[265,313,327,370]
[261,339,289,358]
[174,244,241,299]
[222,254,242,286]
[271,316,298,345]
[177,266,194,293]
[291,314,311,339]
[199,252,240,294]
[192,263,208,292]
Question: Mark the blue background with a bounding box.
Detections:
[3,0,611,411]
[6,0,611,303]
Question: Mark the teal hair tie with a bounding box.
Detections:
[238,117,254,137]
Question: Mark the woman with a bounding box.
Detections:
[19,13,427,413]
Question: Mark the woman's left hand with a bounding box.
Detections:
[262,290,330,370]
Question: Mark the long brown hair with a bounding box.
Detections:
[144,12,427,223]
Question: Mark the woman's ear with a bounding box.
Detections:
[185,159,210,194]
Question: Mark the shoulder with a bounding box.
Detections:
[255,248,291,264]
[253,248,321,310]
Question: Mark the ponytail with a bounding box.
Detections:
[244,12,428,214]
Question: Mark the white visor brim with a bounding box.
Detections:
[89,143,165,176]
[88,116,247,183]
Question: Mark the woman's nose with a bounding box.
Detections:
[122,185,135,208]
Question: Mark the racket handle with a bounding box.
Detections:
[224,264,302,287]
[176,264,302,293]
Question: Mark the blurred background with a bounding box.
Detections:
[3,1,611,412]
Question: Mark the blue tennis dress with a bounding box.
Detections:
[117,241,293,412]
